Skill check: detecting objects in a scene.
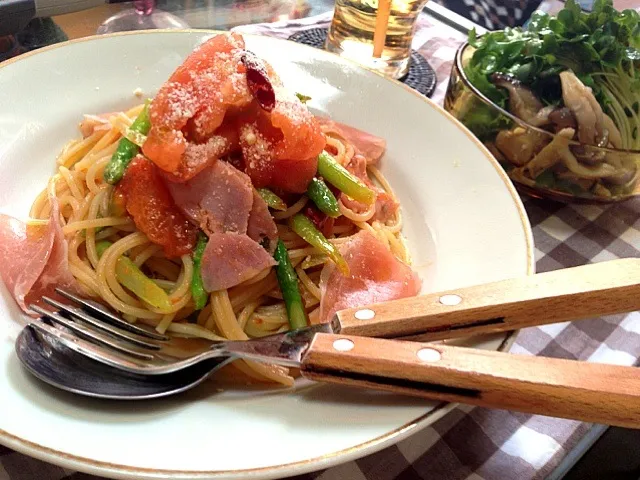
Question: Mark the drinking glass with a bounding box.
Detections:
[325,0,429,79]
[97,0,190,34]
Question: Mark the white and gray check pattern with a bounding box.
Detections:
[2,6,639,480]
[433,0,532,30]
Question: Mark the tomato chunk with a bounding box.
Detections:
[142,32,326,192]
[142,33,252,181]
[117,156,198,257]
[236,98,325,193]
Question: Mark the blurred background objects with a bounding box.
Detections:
[3,0,638,63]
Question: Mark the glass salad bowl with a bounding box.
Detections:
[444,42,640,203]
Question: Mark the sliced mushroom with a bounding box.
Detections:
[548,107,577,131]
[560,149,618,180]
[602,155,638,186]
[604,166,638,186]
[531,106,557,128]
[509,167,536,187]
[524,128,574,178]
[570,145,606,166]
[559,71,605,146]
[495,127,548,166]
[584,86,607,148]
[491,74,551,127]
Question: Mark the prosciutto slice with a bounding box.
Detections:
[319,231,421,323]
[316,117,386,165]
[200,232,276,291]
[166,160,279,290]
[166,159,279,289]
[0,197,78,317]
[167,160,254,236]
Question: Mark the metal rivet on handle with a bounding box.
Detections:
[333,338,355,352]
[439,294,462,306]
[354,308,375,320]
[417,348,442,362]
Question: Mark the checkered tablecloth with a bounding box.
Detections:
[2,6,640,480]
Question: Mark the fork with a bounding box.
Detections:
[15,258,640,427]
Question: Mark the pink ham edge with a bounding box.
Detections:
[319,230,421,323]
[0,216,52,315]
[342,154,400,224]
[247,189,278,253]
[0,195,79,318]
[316,117,386,165]
[166,160,254,236]
[78,112,115,138]
[200,232,276,292]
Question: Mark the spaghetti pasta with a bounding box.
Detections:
[27,39,411,386]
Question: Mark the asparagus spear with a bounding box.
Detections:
[103,101,151,185]
[273,239,308,330]
[289,213,349,276]
[190,232,208,310]
[317,151,376,205]
[257,187,287,211]
[95,240,172,311]
[307,177,340,217]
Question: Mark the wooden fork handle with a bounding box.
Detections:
[334,257,640,341]
[301,333,640,428]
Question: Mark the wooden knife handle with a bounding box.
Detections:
[333,258,640,341]
[301,333,640,428]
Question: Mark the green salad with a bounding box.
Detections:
[455,0,640,198]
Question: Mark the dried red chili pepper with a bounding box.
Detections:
[241,51,276,112]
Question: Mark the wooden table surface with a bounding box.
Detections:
[53,4,125,39]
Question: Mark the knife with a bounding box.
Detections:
[330,257,640,342]
[218,324,640,429]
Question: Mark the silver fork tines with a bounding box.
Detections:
[54,288,169,341]
[28,292,225,375]
[26,290,304,378]
[27,319,155,373]
[30,304,155,361]
[41,296,161,351]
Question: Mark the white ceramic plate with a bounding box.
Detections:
[0,31,534,480]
